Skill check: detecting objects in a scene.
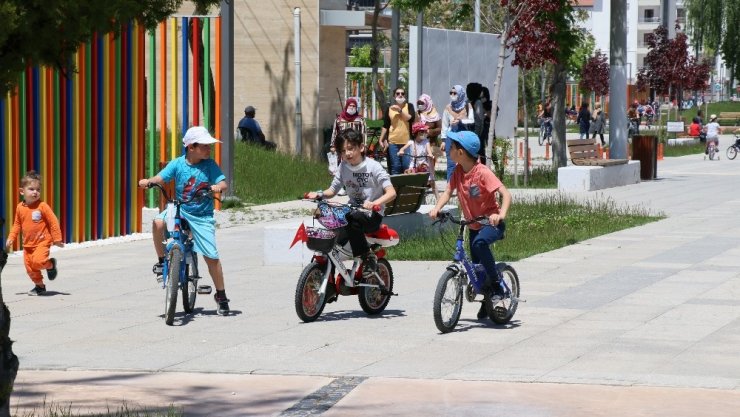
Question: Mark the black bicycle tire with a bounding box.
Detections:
[182,251,198,313]
[165,245,182,326]
[295,262,327,322]
[359,258,394,314]
[433,269,464,333]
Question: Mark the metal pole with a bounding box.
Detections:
[610,0,628,160]
[415,12,423,100]
[662,0,676,38]
[294,8,302,155]
[390,7,400,92]
[219,0,234,193]
[474,0,480,32]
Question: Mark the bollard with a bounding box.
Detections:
[528,147,532,166]
[605,148,610,159]
[597,144,603,159]
[518,142,524,159]
[657,143,664,160]
[545,143,550,160]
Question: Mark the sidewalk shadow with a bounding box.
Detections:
[448,318,522,333]
[310,309,406,322]
[159,307,244,326]
[14,290,70,297]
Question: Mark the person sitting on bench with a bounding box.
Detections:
[237,106,276,150]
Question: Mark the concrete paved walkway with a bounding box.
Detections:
[4,135,740,416]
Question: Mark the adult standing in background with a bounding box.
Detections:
[380,87,415,175]
[576,102,591,140]
[590,103,606,146]
[440,84,475,181]
[330,97,367,148]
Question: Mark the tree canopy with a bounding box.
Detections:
[579,50,609,96]
[0,0,220,96]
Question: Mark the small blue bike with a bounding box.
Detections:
[431,211,520,333]
[148,183,214,326]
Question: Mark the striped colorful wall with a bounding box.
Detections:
[1,17,222,246]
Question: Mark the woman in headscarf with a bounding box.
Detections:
[330,97,367,149]
[329,97,367,195]
[440,84,475,181]
[416,93,442,196]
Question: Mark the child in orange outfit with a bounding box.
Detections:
[5,171,64,295]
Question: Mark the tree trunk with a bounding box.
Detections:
[371,0,387,110]
[0,218,19,417]
[550,62,568,168]
[189,17,217,131]
[486,16,511,170]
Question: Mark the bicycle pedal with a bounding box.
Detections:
[380,289,397,296]
[156,275,163,284]
[197,285,213,294]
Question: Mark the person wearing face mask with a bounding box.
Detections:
[380,87,416,175]
[330,98,367,149]
[441,84,475,181]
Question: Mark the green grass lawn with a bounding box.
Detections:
[388,193,662,261]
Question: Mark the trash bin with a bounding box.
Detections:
[631,135,658,180]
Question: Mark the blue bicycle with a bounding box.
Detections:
[431,211,520,333]
[148,183,213,326]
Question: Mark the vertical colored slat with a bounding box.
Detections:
[160,22,167,164]
[192,18,199,127]
[45,68,53,209]
[182,17,189,132]
[138,23,146,229]
[103,33,110,238]
[32,67,40,171]
[53,69,60,217]
[124,23,131,235]
[215,16,221,167]
[77,47,85,242]
[204,18,210,133]
[19,69,27,176]
[148,27,156,207]
[65,59,73,242]
[113,31,121,237]
[90,34,98,239]
[85,41,92,240]
[170,18,177,157]
[0,96,5,237]
[97,33,104,239]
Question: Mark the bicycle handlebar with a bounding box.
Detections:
[432,211,489,226]
[147,182,218,204]
[302,193,380,213]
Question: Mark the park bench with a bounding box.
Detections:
[567,139,628,166]
[718,112,740,125]
[384,173,429,216]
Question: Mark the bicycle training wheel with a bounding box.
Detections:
[485,264,520,325]
[727,146,737,160]
[433,270,464,333]
[294,262,328,322]
[182,251,198,313]
[164,245,182,326]
[359,258,394,315]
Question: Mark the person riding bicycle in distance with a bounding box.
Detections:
[138,126,231,316]
[429,130,512,318]
[305,128,396,277]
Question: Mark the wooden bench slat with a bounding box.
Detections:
[385,173,429,216]
[567,138,627,166]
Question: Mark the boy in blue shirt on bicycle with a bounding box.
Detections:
[429,130,511,318]
[138,126,231,316]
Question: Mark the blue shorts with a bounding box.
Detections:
[155,208,219,259]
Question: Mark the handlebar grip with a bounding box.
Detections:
[371,205,380,212]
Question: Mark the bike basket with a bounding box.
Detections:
[306,227,337,252]
[316,202,351,229]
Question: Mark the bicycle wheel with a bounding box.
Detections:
[538,126,545,146]
[433,269,464,333]
[295,262,328,322]
[182,251,198,313]
[164,245,182,326]
[359,258,394,315]
[485,264,520,325]
[727,146,738,160]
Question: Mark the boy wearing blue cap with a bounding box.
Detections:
[429,130,512,319]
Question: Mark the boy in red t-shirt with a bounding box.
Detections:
[430,131,512,318]
[5,170,64,295]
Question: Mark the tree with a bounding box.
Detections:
[685,0,739,89]
[580,50,610,97]
[636,26,711,103]
[0,0,220,97]
[489,0,580,169]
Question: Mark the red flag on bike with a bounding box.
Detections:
[290,222,308,248]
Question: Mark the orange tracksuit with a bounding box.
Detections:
[7,201,63,285]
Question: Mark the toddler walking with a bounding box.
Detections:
[5,171,64,295]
